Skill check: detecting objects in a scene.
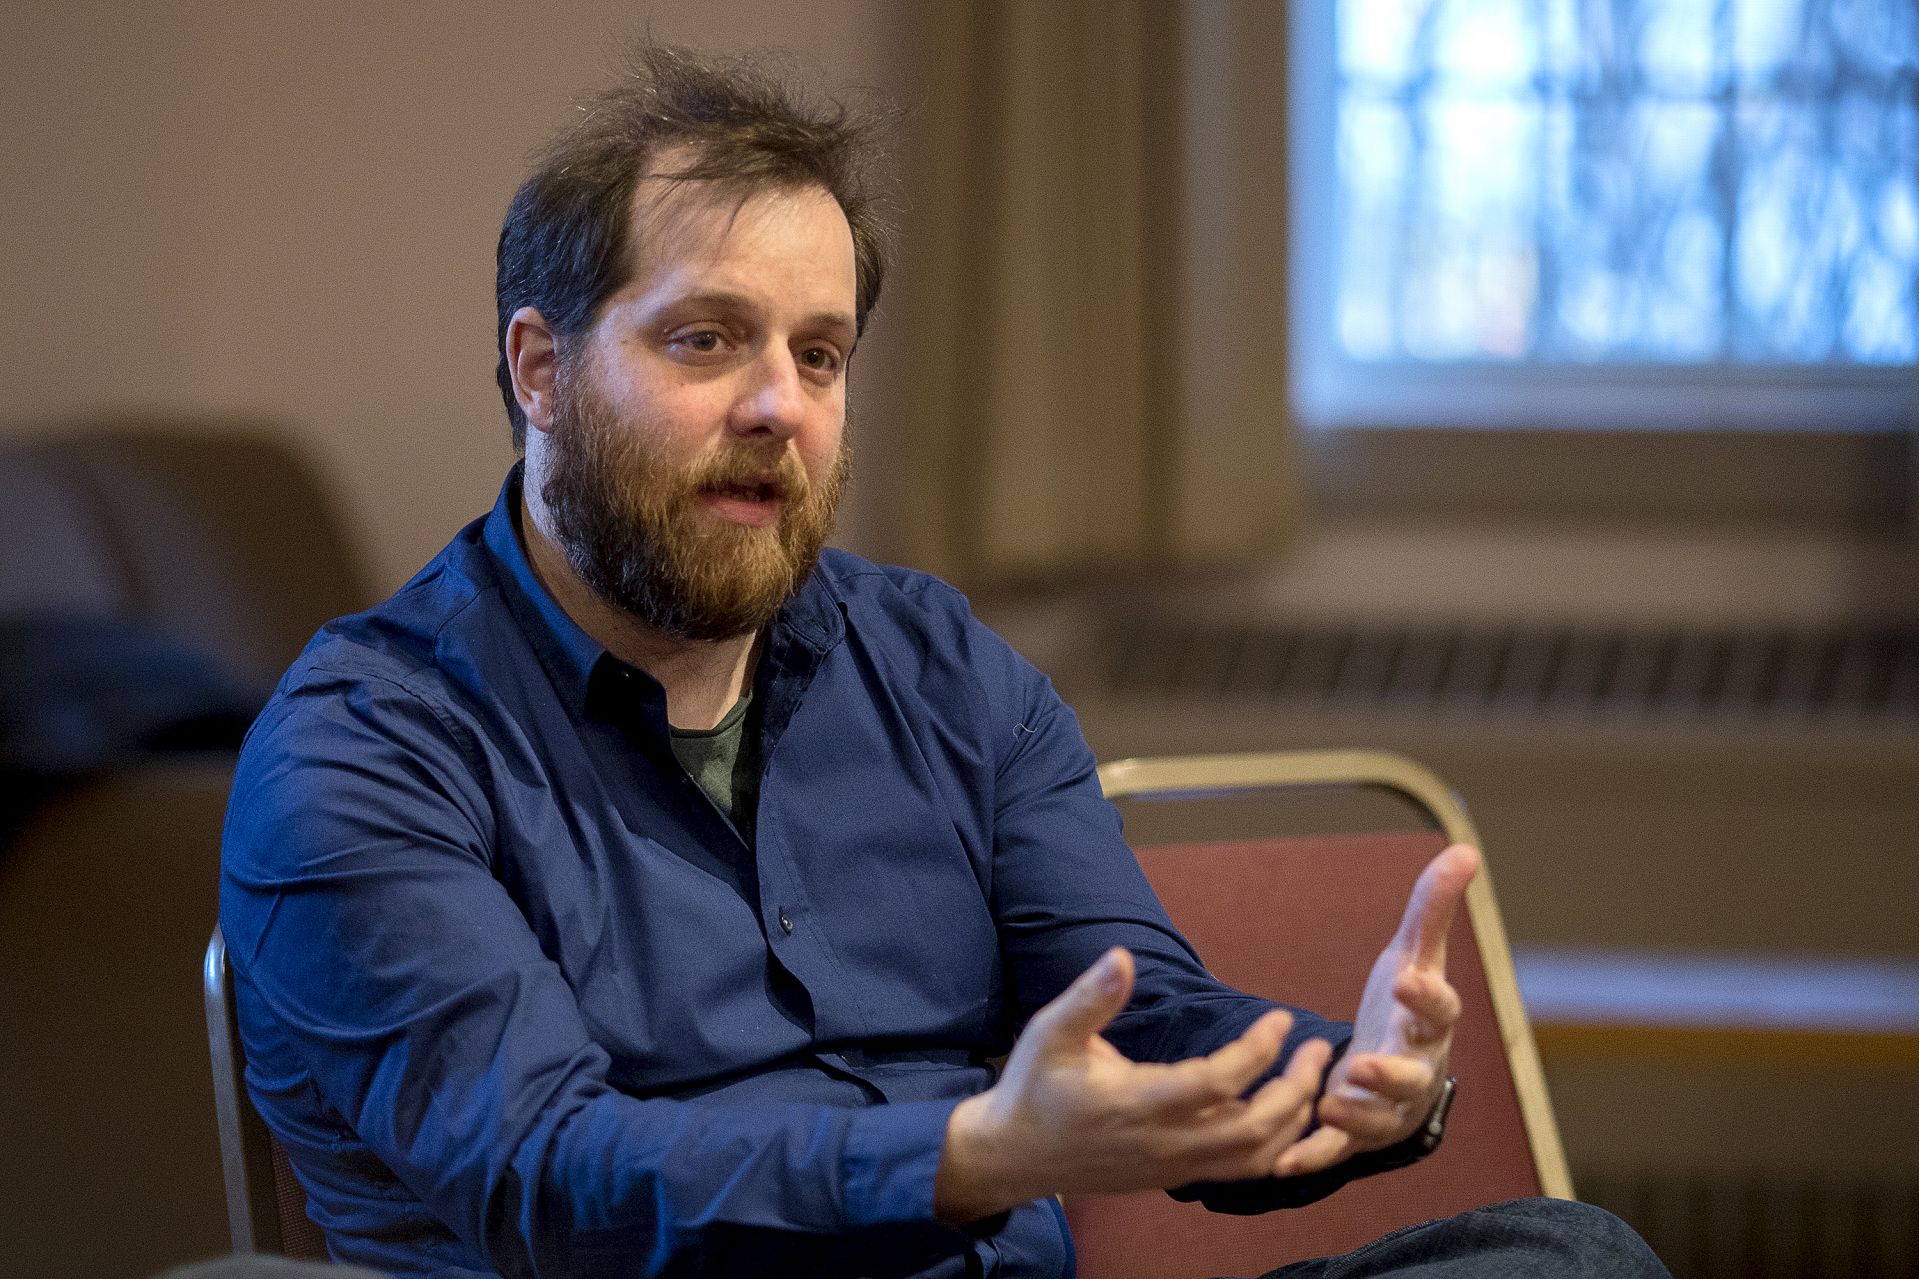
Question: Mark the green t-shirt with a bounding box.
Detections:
[668,690,760,844]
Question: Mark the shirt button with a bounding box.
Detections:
[777,907,794,935]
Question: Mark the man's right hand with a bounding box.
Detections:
[934,947,1332,1223]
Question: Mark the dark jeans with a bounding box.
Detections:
[1256,1198,1671,1279]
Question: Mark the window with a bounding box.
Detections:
[1289,0,1919,433]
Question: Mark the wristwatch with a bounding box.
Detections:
[1411,1074,1457,1156]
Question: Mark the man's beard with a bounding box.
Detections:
[540,366,849,642]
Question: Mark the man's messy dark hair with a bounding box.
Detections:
[495,44,894,449]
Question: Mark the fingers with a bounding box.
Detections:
[1272,1120,1352,1178]
[1178,1036,1332,1182]
[1238,1036,1332,1131]
[1334,1051,1434,1104]
[1318,1078,1428,1149]
[1027,948,1135,1057]
[1393,968,1462,1043]
[984,993,1337,1195]
[1395,843,1481,969]
[1140,1008,1293,1112]
[1314,1049,1443,1162]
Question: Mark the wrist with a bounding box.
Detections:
[1409,1073,1456,1155]
[934,1092,1030,1224]
[1360,1074,1456,1171]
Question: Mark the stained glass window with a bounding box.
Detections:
[1292,0,1919,429]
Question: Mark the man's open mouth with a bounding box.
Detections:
[704,477,785,503]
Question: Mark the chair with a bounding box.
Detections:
[203,926,330,1261]
[1,426,368,1278]
[1062,749,1572,1279]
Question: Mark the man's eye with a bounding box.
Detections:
[799,346,842,373]
[670,329,727,354]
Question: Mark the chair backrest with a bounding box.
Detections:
[202,926,330,1262]
[1062,750,1571,1279]
[1,427,370,698]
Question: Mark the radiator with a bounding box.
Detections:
[1086,619,1919,723]
[1577,1168,1919,1279]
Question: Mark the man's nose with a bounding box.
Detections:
[733,347,809,439]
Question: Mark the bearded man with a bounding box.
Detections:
[220,46,1666,1279]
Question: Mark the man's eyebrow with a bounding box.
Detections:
[655,289,856,338]
[805,310,860,340]
[657,288,752,315]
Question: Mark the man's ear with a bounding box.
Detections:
[506,307,561,434]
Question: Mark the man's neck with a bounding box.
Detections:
[516,494,760,732]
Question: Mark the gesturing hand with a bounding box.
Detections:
[1273,842,1481,1178]
[935,947,1334,1222]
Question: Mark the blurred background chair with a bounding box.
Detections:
[1062,749,1569,1279]
[0,425,366,1279]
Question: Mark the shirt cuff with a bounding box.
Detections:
[839,1096,966,1227]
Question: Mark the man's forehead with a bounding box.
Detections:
[624,162,853,289]
[628,178,776,255]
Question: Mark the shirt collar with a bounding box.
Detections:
[481,465,605,709]
[479,464,847,714]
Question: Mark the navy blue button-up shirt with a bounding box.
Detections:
[220,473,1350,1279]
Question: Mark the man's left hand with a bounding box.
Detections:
[1271,842,1480,1177]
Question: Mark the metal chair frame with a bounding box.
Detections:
[204,925,321,1255]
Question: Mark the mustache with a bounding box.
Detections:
[679,446,810,502]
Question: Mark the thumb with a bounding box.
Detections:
[1028,947,1134,1056]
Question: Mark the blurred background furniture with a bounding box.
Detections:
[0,426,366,1279]
[1063,750,1568,1279]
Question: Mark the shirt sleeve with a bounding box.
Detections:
[969,616,1417,1213]
[220,668,970,1278]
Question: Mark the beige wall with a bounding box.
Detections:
[2,0,909,593]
